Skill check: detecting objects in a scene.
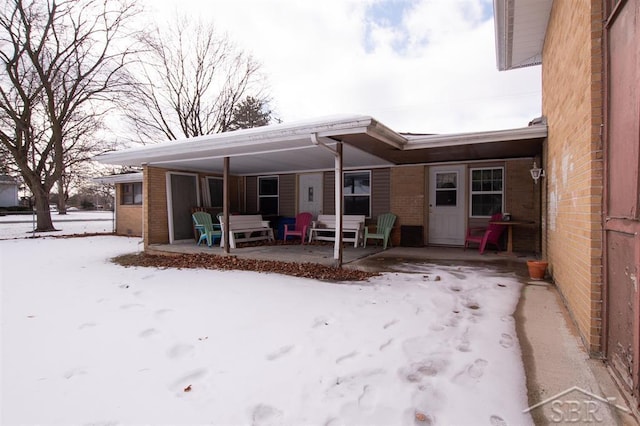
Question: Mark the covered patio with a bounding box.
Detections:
[96,114,547,267]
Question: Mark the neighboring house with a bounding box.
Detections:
[494,0,640,408]
[94,172,143,237]
[96,115,546,259]
[0,175,19,208]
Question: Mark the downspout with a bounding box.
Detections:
[311,133,343,267]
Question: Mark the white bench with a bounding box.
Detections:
[219,214,274,248]
[308,214,366,247]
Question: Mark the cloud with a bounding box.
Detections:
[144,0,541,134]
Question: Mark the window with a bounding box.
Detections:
[258,176,278,215]
[343,171,370,216]
[122,182,142,205]
[435,172,458,206]
[470,168,503,217]
[207,177,223,208]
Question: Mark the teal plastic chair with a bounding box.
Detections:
[192,211,222,247]
[364,213,397,249]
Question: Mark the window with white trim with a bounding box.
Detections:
[258,176,278,215]
[343,171,370,217]
[470,167,503,217]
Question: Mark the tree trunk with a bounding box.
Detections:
[33,186,55,232]
[57,178,67,215]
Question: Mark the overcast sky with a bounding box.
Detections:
[142,0,541,135]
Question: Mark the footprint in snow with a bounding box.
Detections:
[490,415,507,426]
[138,328,160,338]
[266,345,294,361]
[357,384,376,408]
[467,358,488,378]
[400,358,449,382]
[455,327,471,352]
[155,308,173,318]
[383,319,398,329]
[406,384,443,425]
[250,404,283,426]
[336,351,358,364]
[312,316,330,328]
[63,367,88,379]
[78,322,97,330]
[499,333,514,348]
[169,368,208,391]
[379,338,393,351]
[166,344,195,359]
[453,358,488,384]
[501,315,515,324]
[119,303,144,310]
[449,271,467,280]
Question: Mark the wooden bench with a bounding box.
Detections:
[308,214,366,247]
[219,214,274,248]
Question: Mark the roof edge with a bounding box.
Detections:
[404,125,547,149]
[95,114,379,165]
[93,172,143,184]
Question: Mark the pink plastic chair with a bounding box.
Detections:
[283,212,313,244]
[464,213,506,254]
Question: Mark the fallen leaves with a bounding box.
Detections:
[112,252,378,282]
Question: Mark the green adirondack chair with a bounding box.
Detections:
[364,213,397,250]
[192,211,222,247]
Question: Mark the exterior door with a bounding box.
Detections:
[604,0,640,403]
[298,173,323,218]
[428,165,466,245]
[167,173,199,243]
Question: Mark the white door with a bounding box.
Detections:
[428,165,466,245]
[298,173,323,218]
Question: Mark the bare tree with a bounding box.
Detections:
[0,0,140,230]
[125,16,269,142]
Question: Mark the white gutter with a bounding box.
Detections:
[97,115,383,162]
[404,125,547,150]
[93,172,143,184]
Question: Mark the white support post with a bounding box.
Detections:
[223,156,230,254]
[334,142,343,267]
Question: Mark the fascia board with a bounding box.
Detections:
[404,125,547,150]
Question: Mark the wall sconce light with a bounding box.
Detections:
[530,161,545,184]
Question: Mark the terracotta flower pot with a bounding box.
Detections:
[527,260,548,280]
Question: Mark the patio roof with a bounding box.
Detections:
[95,114,547,174]
[493,0,553,71]
[93,172,143,184]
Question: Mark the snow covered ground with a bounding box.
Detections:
[0,210,115,239]
[1,234,532,425]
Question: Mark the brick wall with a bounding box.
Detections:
[390,166,426,246]
[505,159,542,253]
[113,184,143,236]
[144,165,169,247]
[542,0,604,353]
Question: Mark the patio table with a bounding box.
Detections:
[489,220,535,256]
